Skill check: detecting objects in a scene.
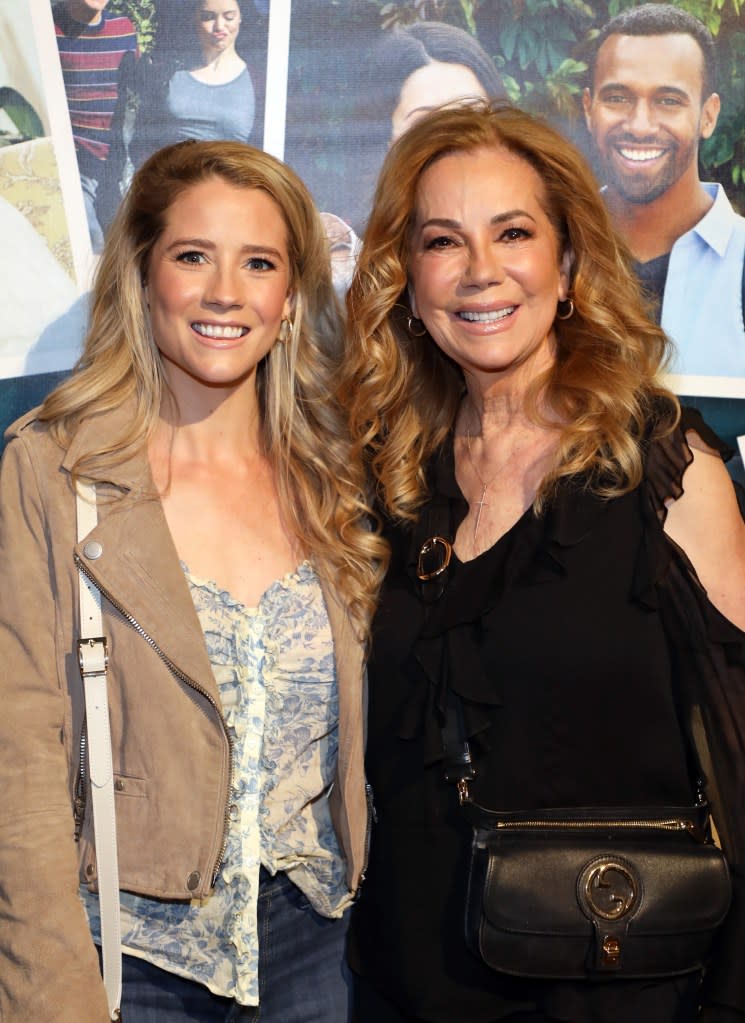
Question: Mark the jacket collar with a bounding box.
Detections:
[67,398,218,699]
[67,398,365,709]
[74,479,221,702]
[62,396,151,493]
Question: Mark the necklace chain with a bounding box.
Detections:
[464,430,503,543]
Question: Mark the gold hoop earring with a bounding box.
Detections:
[278,317,293,343]
[407,315,428,337]
[556,298,574,321]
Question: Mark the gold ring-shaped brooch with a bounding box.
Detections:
[417,536,453,581]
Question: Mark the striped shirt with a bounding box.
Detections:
[53,4,138,171]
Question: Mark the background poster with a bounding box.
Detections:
[0,0,90,381]
[1,0,744,463]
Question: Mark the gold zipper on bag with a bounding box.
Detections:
[457,780,706,841]
[491,817,699,834]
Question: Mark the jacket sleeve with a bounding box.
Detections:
[0,434,110,1022]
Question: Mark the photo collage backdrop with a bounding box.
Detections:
[2,0,744,466]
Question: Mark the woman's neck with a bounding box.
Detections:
[452,388,560,562]
[154,378,262,466]
[458,379,560,442]
[193,46,244,80]
[459,336,559,437]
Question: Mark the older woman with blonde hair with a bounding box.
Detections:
[342,102,745,1023]
[0,139,384,1023]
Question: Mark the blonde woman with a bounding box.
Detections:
[341,102,745,1022]
[0,140,383,1023]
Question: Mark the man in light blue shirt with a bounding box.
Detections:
[583,4,745,378]
[660,181,745,376]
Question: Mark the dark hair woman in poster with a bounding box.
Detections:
[130,0,263,172]
[341,101,745,1023]
[325,21,507,294]
[0,139,383,1022]
[371,20,506,143]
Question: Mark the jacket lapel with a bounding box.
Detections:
[68,409,218,701]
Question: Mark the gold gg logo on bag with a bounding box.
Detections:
[578,857,639,921]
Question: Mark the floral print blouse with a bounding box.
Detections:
[84,560,350,1005]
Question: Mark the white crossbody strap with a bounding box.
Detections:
[76,480,122,1022]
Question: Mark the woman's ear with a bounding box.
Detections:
[407,283,419,318]
[558,246,574,301]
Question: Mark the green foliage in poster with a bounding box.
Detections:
[110,0,156,53]
[109,0,745,209]
[377,0,745,209]
[0,87,44,146]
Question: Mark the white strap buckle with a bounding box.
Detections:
[78,637,109,676]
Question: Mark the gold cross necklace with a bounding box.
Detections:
[464,429,503,543]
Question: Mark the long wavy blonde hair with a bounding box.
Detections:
[41,140,385,638]
[342,101,679,522]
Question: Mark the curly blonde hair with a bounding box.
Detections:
[341,101,679,522]
[41,140,385,638]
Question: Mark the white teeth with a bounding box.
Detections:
[459,307,515,322]
[619,147,664,162]
[193,323,246,339]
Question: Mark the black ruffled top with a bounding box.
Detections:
[349,409,745,1023]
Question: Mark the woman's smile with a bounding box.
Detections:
[454,303,519,327]
[191,321,249,342]
[409,145,571,391]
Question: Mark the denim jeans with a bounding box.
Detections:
[78,172,104,253]
[115,870,352,1022]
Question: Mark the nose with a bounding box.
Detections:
[626,99,657,136]
[463,241,505,289]
[203,265,242,308]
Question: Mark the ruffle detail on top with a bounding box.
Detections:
[399,409,741,766]
[631,406,736,622]
[643,405,732,526]
[401,438,612,763]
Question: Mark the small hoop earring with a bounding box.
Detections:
[556,298,574,321]
[407,315,428,337]
[278,317,293,343]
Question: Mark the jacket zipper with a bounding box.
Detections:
[73,721,87,840]
[74,555,234,883]
[356,781,377,893]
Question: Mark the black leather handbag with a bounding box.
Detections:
[462,800,731,979]
[441,692,732,980]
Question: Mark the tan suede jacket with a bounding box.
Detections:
[0,406,369,1023]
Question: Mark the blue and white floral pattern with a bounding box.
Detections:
[83,561,350,1006]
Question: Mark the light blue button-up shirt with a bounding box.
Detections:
[660,183,745,378]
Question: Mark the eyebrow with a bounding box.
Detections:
[165,238,286,259]
[418,209,537,230]
[598,82,691,100]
